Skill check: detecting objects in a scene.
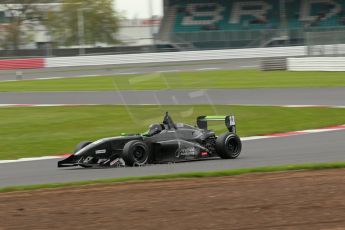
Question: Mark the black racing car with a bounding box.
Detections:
[58,112,242,168]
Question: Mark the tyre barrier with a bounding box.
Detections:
[260,58,287,71]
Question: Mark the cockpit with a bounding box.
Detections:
[147,124,164,136]
[145,112,177,137]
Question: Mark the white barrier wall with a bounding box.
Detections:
[288,57,345,71]
[46,46,305,68]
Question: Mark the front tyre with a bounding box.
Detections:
[216,133,242,159]
[122,140,150,167]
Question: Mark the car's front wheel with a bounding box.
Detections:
[121,140,150,167]
[216,133,242,159]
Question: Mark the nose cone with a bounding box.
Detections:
[58,154,80,167]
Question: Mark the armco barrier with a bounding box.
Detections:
[46,46,305,68]
[288,57,345,71]
[0,58,45,70]
[0,46,305,70]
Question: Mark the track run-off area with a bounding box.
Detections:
[0,59,344,188]
[0,127,344,187]
[0,88,345,106]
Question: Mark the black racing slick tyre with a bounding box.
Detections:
[121,140,150,167]
[74,141,92,153]
[216,133,242,159]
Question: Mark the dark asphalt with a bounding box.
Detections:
[1,130,344,187]
[1,88,344,106]
[0,59,259,81]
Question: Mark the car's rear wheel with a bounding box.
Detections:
[121,140,150,167]
[216,133,242,159]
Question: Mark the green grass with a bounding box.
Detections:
[1,70,344,92]
[1,162,345,193]
[1,105,345,160]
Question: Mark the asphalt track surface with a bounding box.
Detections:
[1,88,345,106]
[1,130,344,187]
[0,59,259,81]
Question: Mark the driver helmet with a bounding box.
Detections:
[148,124,163,136]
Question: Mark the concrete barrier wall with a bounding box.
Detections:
[288,57,345,71]
[45,46,305,68]
[0,46,305,70]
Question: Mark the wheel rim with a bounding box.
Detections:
[226,137,240,156]
[133,146,146,162]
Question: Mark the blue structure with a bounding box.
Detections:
[161,0,345,49]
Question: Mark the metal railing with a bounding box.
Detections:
[1,27,345,59]
[169,27,345,50]
[306,30,345,56]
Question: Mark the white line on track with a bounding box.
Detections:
[241,136,272,141]
[0,104,344,109]
[0,75,102,82]
[156,70,180,73]
[196,68,221,71]
[45,74,101,79]
[0,67,238,82]
[228,104,345,109]
[1,124,344,164]
[0,79,18,82]
[116,72,140,75]
[0,156,63,164]
[35,77,64,80]
[240,65,258,68]
[74,74,100,78]
[0,104,99,108]
[281,105,345,109]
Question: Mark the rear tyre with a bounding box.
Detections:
[122,140,150,167]
[216,133,242,159]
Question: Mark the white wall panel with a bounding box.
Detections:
[46,46,305,68]
[288,57,345,71]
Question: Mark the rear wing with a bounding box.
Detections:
[197,115,236,133]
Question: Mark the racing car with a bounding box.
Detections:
[58,112,242,168]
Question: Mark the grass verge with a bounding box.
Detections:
[0,70,344,92]
[1,162,345,193]
[1,105,345,160]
